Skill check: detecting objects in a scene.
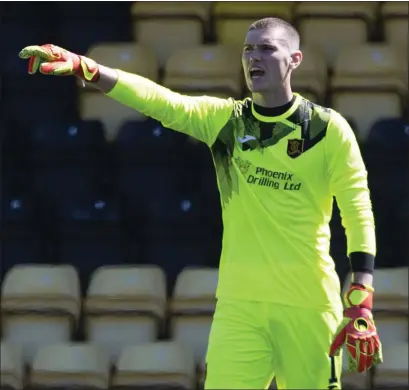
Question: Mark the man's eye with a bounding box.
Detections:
[262,45,275,51]
[243,47,252,52]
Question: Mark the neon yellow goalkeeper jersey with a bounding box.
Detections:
[107,71,376,311]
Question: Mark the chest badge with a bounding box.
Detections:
[287,139,304,158]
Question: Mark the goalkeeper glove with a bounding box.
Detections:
[330,283,383,373]
[18,44,100,82]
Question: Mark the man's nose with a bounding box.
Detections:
[250,55,261,63]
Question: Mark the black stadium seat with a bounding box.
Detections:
[1,189,51,280]
[55,193,126,292]
[115,119,188,219]
[26,119,109,208]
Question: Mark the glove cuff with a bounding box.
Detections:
[344,283,374,310]
[78,55,100,83]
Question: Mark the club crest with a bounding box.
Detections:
[287,139,304,158]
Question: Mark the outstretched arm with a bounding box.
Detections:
[19,44,234,146]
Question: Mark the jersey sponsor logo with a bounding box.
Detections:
[233,157,302,191]
[238,135,257,144]
[287,139,304,158]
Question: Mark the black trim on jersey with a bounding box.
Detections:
[287,100,331,158]
[255,96,296,142]
[349,252,375,274]
[253,95,296,118]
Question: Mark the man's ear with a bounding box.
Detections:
[289,50,302,70]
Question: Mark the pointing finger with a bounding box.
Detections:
[19,45,52,60]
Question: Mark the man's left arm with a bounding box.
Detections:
[325,111,382,372]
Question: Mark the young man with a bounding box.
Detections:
[20,17,382,389]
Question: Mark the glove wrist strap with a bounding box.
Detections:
[344,283,374,311]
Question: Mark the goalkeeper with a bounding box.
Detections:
[20,17,382,389]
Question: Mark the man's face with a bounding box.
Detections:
[242,27,295,93]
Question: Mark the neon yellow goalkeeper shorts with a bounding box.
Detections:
[204,299,343,389]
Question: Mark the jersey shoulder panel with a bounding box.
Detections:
[287,97,333,153]
[212,97,254,149]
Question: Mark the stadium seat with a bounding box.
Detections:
[3,76,79,127]
[1,264,80,364]
[84,265,167,363]
[1,190,51,278]
[163,45,242,97]
[27,120,106,162]
[114,119,190,222]
[364,118,409,231]
[55,194,125,290]
[291,46,328,102]
[331,45,405,141]
[131,1,208,68]
[213,2,294,55]
[169,268,218,364]
[0,342,24,390]
[113,341,196,389]
[80,93,147,142]
[372,343,409,388]
[80,43,158,90]
[115,119,187,166]
[295,2,376,67]
[27,120,108,205]
[1,16,55,76]
[366,117,409,149]
[55,2,132,55]
[332,45,406,94]
[381,2,409,53]
[30,342,110,389]
[79,43,158,140]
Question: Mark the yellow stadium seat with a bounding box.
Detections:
[79,93,147,142]
[331,45,405,141]
[1,264,80,364]
[332,45,406,94]
[84,265,167,363]
[78,43,158,91]
[30,343,110,389]
[170,268,218,364]
[213,2,294,54]
[295,2,377,67]
[373,343,409,387]
[382,2,409,52]
[113,341,196,389]
[1,342,24,390]
[163,44,242,97]
[86,43,158,82]
[78,42,158,141]
[131,1,208,68]
[292,46,328,102]
[332,93,401,142]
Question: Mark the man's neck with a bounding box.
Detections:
[252,88,294,108]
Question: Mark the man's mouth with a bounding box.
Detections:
[249,67,265,79]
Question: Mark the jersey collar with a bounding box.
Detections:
[251,93,302,123]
